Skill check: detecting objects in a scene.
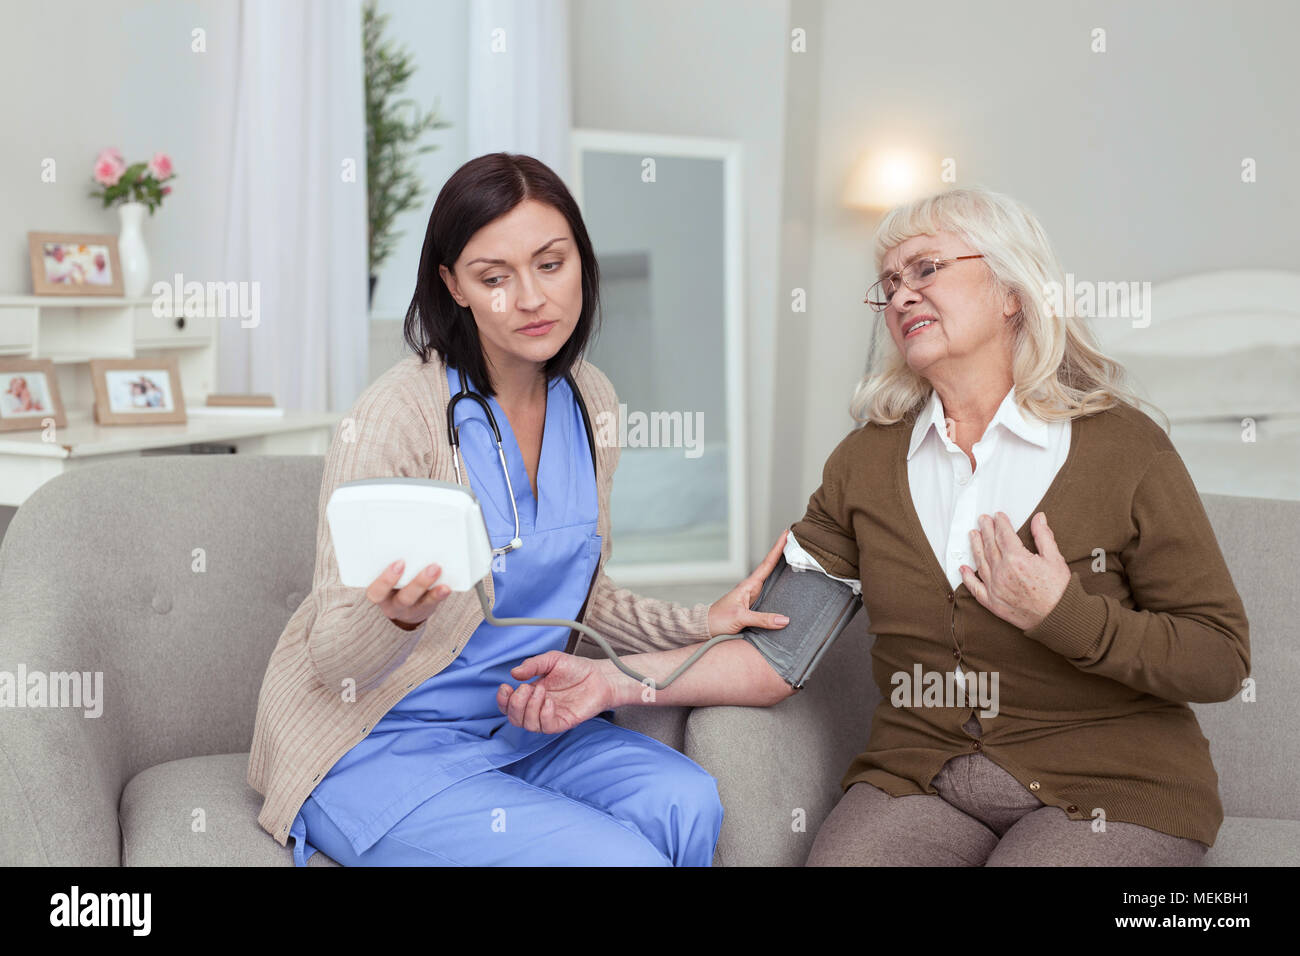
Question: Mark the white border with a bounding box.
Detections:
[569,128,747,585]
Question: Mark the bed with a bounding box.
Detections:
[1089,269,1300,501]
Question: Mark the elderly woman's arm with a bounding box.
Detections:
[497,591,801,731]
[600,641,797,707]
[1020,450,1250,703]
[591,441,866,709]
[497,443,862,732]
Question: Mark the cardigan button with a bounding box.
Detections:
[1066,804,1079,814]
[1029,780,1041,792]
[947,591,954,602]
[952,649,961,659]
[971,740,982,751]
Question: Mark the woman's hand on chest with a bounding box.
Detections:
[960,510,1072,632]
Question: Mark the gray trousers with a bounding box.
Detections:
[806,714,1209,866]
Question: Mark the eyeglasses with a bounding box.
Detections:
[864,254,986,312]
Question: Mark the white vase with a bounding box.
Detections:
[117,201,150,298]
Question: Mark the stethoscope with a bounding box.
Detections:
[446,367,598,556]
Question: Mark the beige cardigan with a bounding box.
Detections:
[247,352,713,847]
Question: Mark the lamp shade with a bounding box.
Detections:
[844,148,940,211]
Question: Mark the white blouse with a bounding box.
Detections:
[786,384,1071,617]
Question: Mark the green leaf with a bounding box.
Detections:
[364,0,452,273]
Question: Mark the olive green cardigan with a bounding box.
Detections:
[791,399,1249,846]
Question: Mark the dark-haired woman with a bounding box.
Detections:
[247,152,789,867]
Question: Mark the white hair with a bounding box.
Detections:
[849,186,1165,431]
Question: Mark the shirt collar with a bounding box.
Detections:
[907,384,1051,460]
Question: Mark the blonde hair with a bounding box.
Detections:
[849,186,1167,432]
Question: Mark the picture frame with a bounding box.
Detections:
[0,358,68,432]
[89,357,187,425]
[28,231,125,296]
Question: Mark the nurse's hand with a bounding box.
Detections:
[496,651,612,734]
[366,559,454,632]
[706,530,791,637]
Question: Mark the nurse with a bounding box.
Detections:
[284,152,788,866]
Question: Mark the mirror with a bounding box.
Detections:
[570,130,746,584]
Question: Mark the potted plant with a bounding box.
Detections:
[364,0,451,307]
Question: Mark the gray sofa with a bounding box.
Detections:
[1,454,1296,866]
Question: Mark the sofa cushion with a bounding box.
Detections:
[685,613,880,866]
[120,753,339,866]
[1202,816,1300,866]
[118,705,691,867]
[1192,493,1300,821]
[606,703,692,753]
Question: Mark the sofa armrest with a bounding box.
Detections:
[684,615,879,866]
[0,629,127,865]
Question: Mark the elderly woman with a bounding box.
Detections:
[499,186,1251,866]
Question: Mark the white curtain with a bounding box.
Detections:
[466,0,572,177]
[219,0,370,413]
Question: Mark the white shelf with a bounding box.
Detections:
[0,408,342,459]
[0,290,338,507]
[37,351,137,364]
[0,289,220,402]
[0,295,152,307]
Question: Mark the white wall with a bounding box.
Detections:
[771,0,825,549]
[363,0,470,382]
[5,0,1294,550]
[570,0,791,568]
[0,0,238,298]
[367,0,468,323]
[0,0,465,384]
[0,0,242,542]
[791,0,1300,503]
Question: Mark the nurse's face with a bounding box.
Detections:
[440,199,583,377]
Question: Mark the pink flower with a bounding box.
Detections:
[161,185,172,196]
[147,152,174,180]
[93,147,126,187]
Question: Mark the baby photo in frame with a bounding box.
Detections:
[27,231,125,296]
[0,358,68,432]
[89,357,187,425]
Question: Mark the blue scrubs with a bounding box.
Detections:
[288,365,723,866]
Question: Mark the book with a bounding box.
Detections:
[188,405,284,417]
[205,393,276,407]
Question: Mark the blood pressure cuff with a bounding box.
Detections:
[741,553,863,689]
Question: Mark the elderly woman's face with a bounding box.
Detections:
[879,230,1017,377]
[440,198,583,374]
